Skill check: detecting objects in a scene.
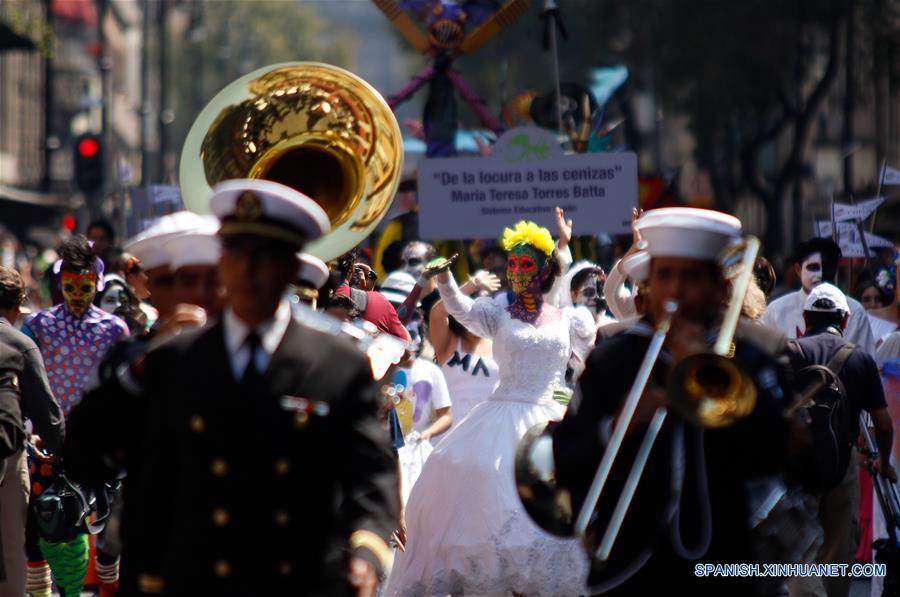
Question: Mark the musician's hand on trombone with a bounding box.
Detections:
[619,387,669,434]
[876,457,898,483]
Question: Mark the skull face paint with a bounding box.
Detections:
[401,243,430,278]
[99,284,128,316]
[507,245,543,295]
[800,252,823,293]
[60,271,97,316]
[574,274,604,311]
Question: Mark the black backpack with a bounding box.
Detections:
[26,443,115,543]
[789,341,856,493]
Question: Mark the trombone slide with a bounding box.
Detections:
[573,301,677,539]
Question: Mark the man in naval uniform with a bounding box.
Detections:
[552,208,797,596]
[134,179,397,596]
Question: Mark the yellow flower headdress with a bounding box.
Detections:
[500,220,555,256]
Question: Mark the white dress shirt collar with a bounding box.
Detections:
[223,299,292,380]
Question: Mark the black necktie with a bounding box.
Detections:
[242,331,262,385]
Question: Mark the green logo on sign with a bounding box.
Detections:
[502,133,549,163]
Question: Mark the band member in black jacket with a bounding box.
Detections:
[553,208,795,596]
[132,179,397,596]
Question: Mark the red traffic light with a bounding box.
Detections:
[61,214,77,232]
[73,133,103,193]
[77,137,100,158]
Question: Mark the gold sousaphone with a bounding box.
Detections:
[180,62,403,261]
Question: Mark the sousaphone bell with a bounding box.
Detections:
[180,62,403,261]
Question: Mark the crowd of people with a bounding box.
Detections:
[0,179,897,597]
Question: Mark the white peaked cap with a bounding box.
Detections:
[209,179,330,247]
[297,253,329,289]
[621,250,650,283]
[124,211,213,270]
[635,207,742,261]
[166,217,222,271]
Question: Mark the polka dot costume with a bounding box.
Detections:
[24,303,128,417]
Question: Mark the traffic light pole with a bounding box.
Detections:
[96,0,113,224]
[158,0,169,183]
[41,0,54,193]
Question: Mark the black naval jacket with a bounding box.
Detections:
[553,318,792,596]
[133,317,398,596]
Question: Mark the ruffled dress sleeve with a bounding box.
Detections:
[604,259,636,321]
[436,275,504,340]
[545,242,572,308]
[568,306,597,370]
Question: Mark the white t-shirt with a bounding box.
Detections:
[394,358,452,436]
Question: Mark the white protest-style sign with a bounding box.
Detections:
[832,196,884,222]
[417,126,638,240]
[149,184,182,206]
[880,164,900,186]
[866,232,895,249]
[815,220,894,257]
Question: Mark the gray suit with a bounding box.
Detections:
[0,340,26,586]
[0,318,63,594]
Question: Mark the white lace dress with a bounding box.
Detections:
[383,277,595,597]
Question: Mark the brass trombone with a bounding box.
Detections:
[516,236,762,563]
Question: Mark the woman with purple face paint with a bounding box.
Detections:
[384,221,594,597]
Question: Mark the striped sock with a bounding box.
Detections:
[40,534,90,597]
[26,560,51,597]
[96,557,120,584]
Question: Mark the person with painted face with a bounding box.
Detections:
[22,236,129,417]
[384,220,595,597]
[560,262,615,326]
[869,256,900,345]
[21,235,128,597]
[95,275,148,337]
[762,237,876,355]
[400,241,436,280]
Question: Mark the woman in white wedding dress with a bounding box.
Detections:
[384,221,594,597]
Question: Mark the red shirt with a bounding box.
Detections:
[336,285,411,341]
